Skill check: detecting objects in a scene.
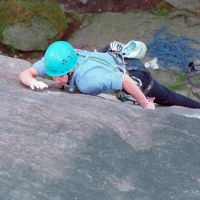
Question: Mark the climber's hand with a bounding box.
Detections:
[30,80,48,90]
[144,102,155,110]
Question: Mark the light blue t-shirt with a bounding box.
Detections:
[33,49,123,95]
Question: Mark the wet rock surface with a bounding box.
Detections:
[1,55,200,200]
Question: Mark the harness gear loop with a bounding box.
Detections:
[109,51,154,95]
[99,43,154,104]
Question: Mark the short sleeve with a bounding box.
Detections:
[77,71,123,95]
[32,57,46,77]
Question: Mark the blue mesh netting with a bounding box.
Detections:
[147,27,200,71]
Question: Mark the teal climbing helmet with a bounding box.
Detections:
[45,41,78,76]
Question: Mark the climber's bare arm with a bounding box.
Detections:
[122,74,155,110]
[19,67,48,90]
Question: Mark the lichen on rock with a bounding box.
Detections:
[0,0,69,51]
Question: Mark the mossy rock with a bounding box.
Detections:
[0,0,69,50]
[149,67,200,100]
[3,16,59,51]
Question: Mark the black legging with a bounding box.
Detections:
[133,70,200,108]
[148,79,200,108]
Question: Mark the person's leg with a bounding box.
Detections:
[124,58,200,108]
[147,79,200,108]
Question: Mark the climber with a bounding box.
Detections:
[19,40,200,109]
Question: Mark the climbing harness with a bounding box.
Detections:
[108,51,153,104]
[71,45,154,105]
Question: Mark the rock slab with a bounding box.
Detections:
[70,10,200,50]
[165,0,200,12]
[1,55,200,200]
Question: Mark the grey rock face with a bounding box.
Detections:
[1,55,200,200]
[165,0,200,12]
[2,16,58,51]
[69,10,200,50]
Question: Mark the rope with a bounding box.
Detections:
[147,27,200,71]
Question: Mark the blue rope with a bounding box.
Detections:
[147,27,200,71]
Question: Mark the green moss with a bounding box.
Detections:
[153,1,173,16]
[0,0,68,40]
[167,72,188,91]
[31,1,68,33]
[33,50,42,58]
